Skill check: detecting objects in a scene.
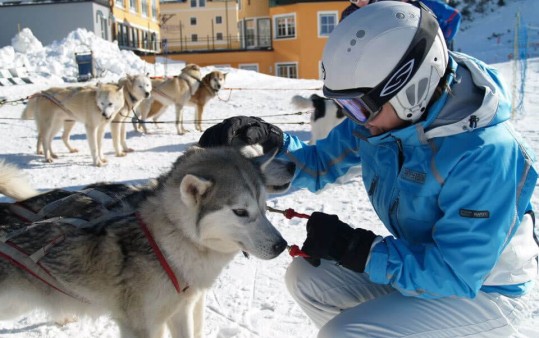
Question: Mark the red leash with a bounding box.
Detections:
[267,206,311,258]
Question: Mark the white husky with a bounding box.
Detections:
[21,83,125,166]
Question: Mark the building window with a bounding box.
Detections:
[257,18,271,48]
[216,16,222,24]
[245,19,255,48]
[141,0,148,16]
[216,33,223,41]
[191,0,205,7]
[190,17,197,25]
[151,0,157,19]
[276,63,298,79]
[274,14,295,39]
[318,12,337,37]
[239,64,259,72]
[116,0,124,8]
[191,34,198,42]
[129,0,136,12]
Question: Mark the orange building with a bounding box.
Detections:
[112,0,161,54]
[144,0,347,80]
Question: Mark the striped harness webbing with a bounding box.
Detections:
[0,188,135,303]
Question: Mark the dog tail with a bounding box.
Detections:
[290,95,314,110]
[21,96,36,120]
[0,160,39,201]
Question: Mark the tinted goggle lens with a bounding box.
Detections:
[334,97,378,125]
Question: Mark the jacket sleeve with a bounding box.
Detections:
[280,118,364,193]
[365,129,537,298]
[423,0,462,42]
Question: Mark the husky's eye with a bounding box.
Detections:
[108,103,113,107]
[233,209,248,217]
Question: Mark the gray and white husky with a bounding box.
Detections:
[0,147,293,338]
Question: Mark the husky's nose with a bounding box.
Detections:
[273,239,287,255]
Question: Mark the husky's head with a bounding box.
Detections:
[124,74,153,101]
[96,83,125,119]
[180,64,202,82]
[160,147,287,260]
[207,70,227,92]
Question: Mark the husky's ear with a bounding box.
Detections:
[180,174,213,207]
[223,72,228,79]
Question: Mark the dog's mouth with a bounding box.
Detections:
[242,251,250,258]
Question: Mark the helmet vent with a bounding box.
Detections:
[404,77,429,107]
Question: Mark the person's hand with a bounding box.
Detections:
[301,212,377,272]
[199,116,284,154]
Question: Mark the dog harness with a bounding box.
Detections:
[0,188,133,302]
[1,187,190,301]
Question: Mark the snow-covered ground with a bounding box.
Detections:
[0,0,538,337]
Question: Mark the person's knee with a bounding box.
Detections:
[285,258,320,300]
[318,317,347,338]
[284,258,305,298]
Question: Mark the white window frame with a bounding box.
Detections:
[129,0,136,13]
[273,13,296,40]
[275,62,298,79]
[239,63,259,72]
[141,0,148,17]
[115,0,124,8]
[318,11,338,38]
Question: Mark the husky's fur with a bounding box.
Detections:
[0,161,38,201]
[291,94,346,144]
[107,74,152,157]
[136,64,202,135]
[138,70,226,134]
[0,147,291,338]
[21,83,125,166]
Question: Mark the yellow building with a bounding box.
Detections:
[113,0,161,54]
[160,0,240,52]
[143,0,347,79]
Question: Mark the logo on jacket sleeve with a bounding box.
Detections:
[459,209,490,218]
[401,168,426,184]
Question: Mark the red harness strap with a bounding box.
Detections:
[267,206,311,258]
[136,213,188,293]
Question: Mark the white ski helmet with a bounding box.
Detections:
[322,1,448,123]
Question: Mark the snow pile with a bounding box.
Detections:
[0,28,160,83]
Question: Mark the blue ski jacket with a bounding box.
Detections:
[281,52,538,299]
[422,0,462,43]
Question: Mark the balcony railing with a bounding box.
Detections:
[160,35,272,53]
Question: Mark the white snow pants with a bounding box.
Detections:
[285,258,532,337]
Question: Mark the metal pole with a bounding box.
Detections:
[225,0,230,48]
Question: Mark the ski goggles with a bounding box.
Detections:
[333,95,381,125]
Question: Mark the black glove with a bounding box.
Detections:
[301,212,377,273]
[199,116,284,154]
